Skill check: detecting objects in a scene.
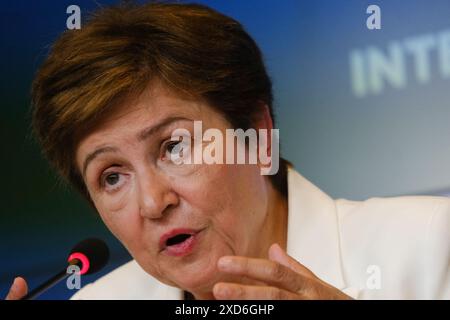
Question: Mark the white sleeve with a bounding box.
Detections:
[425,201,450,299]
[69,283,94,300]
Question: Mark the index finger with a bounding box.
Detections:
[5,277,28,300]
[217,256,310,294]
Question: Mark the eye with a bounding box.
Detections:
[166,141,181,153]
[105,173,120,186]
[161,136,193,165]
[163,139,185,158]
[100,171,127,192]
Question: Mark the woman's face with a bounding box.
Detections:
[75,83,271,295]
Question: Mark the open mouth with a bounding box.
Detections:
[165,233,193,247]
[159,228,203,257]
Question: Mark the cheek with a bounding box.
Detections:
[92,188,141,247]
[173,163,267,252]
[99,175,135,212]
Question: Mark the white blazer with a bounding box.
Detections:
[71,167,450,300]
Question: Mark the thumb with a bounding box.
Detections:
[5,277,28,300]
[268,243,315,278]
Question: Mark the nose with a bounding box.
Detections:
[137,169,179,220]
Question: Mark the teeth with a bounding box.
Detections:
[166,234,192,246]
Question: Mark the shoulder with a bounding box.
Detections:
[335,195,450,233]
[70,260,181,300]
[335,195,450,299]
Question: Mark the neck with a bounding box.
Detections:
[257,179,289,255]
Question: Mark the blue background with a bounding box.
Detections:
[1,0,450,299]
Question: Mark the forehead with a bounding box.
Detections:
[74,82,226,164]
[101,83,201,128]
[79,84,198,141]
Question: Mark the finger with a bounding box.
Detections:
[268,243,315,278]
[213,282,304,300]
[5,277,28,300]
[217,256,309,293]
[269,245,353,300]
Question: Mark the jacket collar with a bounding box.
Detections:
[286,166,346,290]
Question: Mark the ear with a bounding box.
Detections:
[253,102,274,162]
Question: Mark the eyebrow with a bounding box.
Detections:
[81,116,191,177]
[136,116,191,142]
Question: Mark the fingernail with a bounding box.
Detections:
[214,284,231,298]
[217,257,232,270]
[269,243,283,260]
[272,243,281,251]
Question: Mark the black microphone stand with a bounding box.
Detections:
[21,259,80,300]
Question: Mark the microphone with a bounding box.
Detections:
[21,238,110,300]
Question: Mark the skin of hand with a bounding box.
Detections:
[5,277,28,300]
[213,243,352,300]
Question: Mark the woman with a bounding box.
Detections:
[6,2,449,300]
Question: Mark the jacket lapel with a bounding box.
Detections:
[286,167,347,290]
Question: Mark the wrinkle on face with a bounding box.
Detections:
[74,81,276,295]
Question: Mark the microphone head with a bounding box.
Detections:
[68,238,109,275]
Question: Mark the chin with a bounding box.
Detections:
[172,259,224,294]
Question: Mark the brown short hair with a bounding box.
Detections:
[31,1,288,199]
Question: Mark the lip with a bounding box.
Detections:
[159,228,204,257]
